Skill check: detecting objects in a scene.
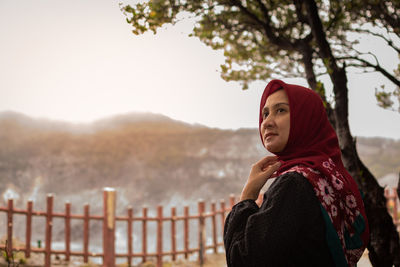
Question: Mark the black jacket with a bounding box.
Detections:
[224,172,335,267]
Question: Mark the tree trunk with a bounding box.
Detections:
[299,41,336,128]
[328,52,400,267]
[303,0,400,265]
[356,150,400,266]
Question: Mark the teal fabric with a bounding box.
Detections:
[344,214,366,250]
[320,205,348,267]
[360,189,365,199]
[320,205,366,267]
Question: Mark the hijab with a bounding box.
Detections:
[259,79,369,266]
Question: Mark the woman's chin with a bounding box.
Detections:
[265,143,283,154]
[265,143,277,153]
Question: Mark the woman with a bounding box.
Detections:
[224,79,369,267]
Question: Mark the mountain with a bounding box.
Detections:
[1,111,398,210]
[0,110,399,243]
[0,111,265,211]
[356,136,400,181]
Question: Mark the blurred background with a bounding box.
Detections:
[0,0,399,266]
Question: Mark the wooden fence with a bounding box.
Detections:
[0,188,239,267]
[0,187,399,267]
[385,187,400,231]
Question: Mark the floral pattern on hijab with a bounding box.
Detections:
[259,79,369,266]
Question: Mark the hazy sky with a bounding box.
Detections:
[1,0,399,139]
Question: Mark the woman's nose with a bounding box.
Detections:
[262,116,274,129]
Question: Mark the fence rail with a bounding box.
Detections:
[0,188,238,267]
[1,187,399,266]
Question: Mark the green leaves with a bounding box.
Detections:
[121,0,312,89]
[374,85,400,111]
[122,0,180,35]
[121,0,400,110]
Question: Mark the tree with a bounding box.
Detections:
[121,0,400,265]
[328,0,400,112]
[341,0,400,112]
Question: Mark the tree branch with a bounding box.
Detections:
[254,0,269,21]
[340,56,400,87]
[351,28,400,54]
[303,0,341,74]
[293,0,309,24]
[230,0,265,26]
[230,0,297,51]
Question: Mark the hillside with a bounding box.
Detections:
[0,111,265,211]
[1,111,399,206]
[0,111,399,243]
[356,136,400,181]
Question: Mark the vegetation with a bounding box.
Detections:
[0,240,24,266]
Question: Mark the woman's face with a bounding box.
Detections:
[260,89,290,153]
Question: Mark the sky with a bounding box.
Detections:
[0,0,399,139]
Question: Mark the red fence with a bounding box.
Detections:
[1,187,399,266]
[385,187,400,231]
[0,188,239,267]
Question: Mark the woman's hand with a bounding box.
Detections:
[240,156,281,201]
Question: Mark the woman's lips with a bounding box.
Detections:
[264,133,278,142]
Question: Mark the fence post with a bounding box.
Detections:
[198,199,206,266]
[26,200,33,258]
[157,205,163,267]
[142,206,148,263]
[229,194,235,208]
[45,194,54,267]
[184,206,189,259]
[65,202,71,261]
[220,199,226,236]
[211,201,217,253]
[127,206,133,267]
[103,188,116,267]
[171,207,177,261]
[83,203,90,263]
[7,199,13,259]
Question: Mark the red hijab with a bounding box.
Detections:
[259,79,369,266]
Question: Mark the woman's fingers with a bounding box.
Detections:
[240,158,281,201]
[255,155,278,168]
[262,161,281,174]
[257,156,281,173]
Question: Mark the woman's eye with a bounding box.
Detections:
[277,108,285,113]
[263,112,269,119]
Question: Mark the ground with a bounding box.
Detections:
[0,250,372,266]
[0,252,227,267]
